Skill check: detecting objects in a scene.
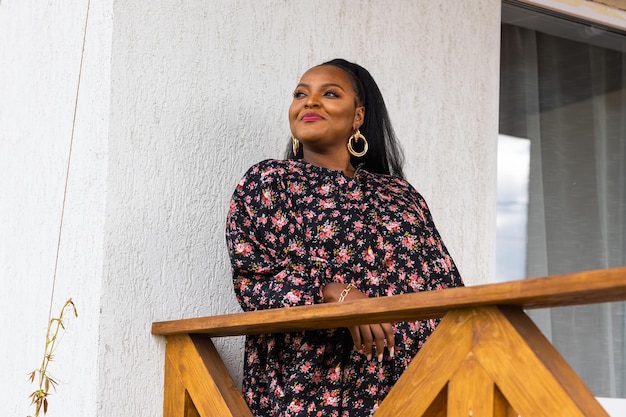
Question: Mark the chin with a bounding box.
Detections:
[296,133,324,144]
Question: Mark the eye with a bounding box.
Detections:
[293,90,306,99]
[324,90,340,98]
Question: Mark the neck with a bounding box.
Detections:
[302,151,355,177]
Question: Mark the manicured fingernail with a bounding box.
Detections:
[389,347,395,358]
[377,353,383,363]
[367,353,372,361]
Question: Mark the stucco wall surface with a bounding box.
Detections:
[0,1,112,416]
[102,1,500,415]
[1,0,500,416]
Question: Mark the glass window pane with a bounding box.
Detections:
[499,1,626,398]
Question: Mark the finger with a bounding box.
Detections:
[348,326,362,353]
[370,324,386,362]
[381,322,395,358]
[359,325,374,361]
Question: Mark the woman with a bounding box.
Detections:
[226,58,463,416]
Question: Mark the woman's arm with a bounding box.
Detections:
[323,282,395,362]
[226,162,329,311]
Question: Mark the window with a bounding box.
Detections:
[498,0,626,400]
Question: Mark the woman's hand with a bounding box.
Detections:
[323,283,395,362]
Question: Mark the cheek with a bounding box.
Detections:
[339,109,358,128]
[288,102,301,133]
[288,101,300,121]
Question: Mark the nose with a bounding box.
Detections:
[304,93,320,108]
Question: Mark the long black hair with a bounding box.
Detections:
[285,58,405,179]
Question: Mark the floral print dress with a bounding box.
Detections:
[226,159,463,417]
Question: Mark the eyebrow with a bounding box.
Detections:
[295,82,346,91]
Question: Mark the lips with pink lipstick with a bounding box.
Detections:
[301,112,324,122]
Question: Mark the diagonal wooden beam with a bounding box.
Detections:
[375,306,609,417]
[374,309,473,416]
[472,306,609,417]
[163,334,252,417]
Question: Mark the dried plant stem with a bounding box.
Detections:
[28,298,78,417]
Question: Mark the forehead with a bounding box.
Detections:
[298,65,354,89]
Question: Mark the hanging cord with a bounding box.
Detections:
[48,0,92,321]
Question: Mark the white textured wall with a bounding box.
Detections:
[0,1,112,416]
[1,1,500,416]
[102,1,500,415]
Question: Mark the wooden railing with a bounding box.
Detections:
[152,267,626,416]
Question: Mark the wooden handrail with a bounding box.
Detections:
[152,266,626,336]
[153,266,626,417]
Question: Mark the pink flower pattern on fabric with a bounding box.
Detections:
[226,159,463,417]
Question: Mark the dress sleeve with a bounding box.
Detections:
[405,182,465,290]
[225,162,329,312]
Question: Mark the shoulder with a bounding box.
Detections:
[362,170,417,194]
[363,170,430,206]
[234,159,300,196]
[241,159,302,180]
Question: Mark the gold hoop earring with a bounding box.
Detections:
[347,130,368,157]
[292,136,300,155]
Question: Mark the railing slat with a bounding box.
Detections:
[152,267,626,337]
